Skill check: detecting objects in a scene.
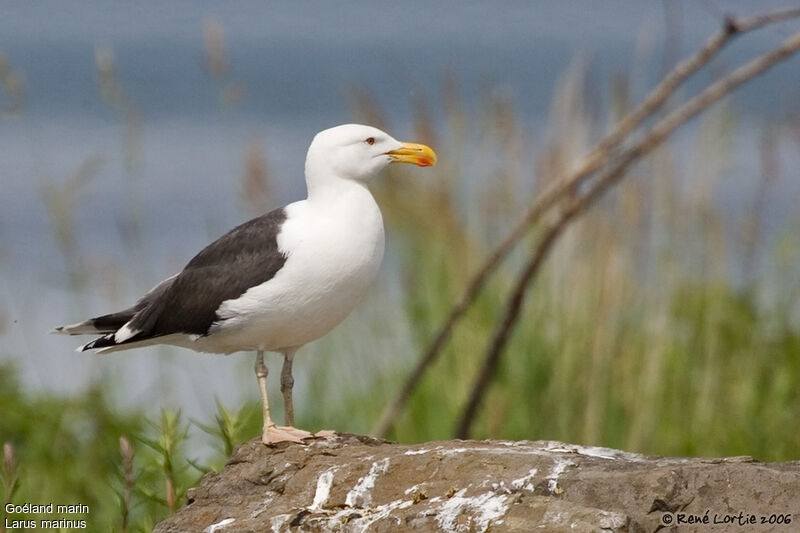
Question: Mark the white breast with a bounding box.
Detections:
[204,183,385,353]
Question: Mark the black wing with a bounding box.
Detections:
[83,208,288,350]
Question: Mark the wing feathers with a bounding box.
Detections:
[56,208,288,352]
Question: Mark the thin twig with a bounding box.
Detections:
[371,7,800,438]
[455,28,800,438]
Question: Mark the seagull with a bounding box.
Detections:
[53,124,437,444]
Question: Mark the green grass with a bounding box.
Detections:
[302,75,800,461]
[0,362,263,531]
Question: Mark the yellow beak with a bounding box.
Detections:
[386,142,437,167]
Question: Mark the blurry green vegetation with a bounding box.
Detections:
[0,363,259,531]
[304,66,800,461]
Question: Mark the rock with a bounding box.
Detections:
[153,433,800,532]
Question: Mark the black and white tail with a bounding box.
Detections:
[51,309,137,351]
[51,274,178,353]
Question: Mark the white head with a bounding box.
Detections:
[304,124,436,192]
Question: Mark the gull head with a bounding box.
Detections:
[305,124,437,185]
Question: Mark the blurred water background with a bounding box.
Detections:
[1,0,799,436]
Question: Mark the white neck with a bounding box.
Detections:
[305,154,374,203]
[307,174,371,204]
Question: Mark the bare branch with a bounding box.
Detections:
[372,7,800,438]
[455,28,800,439]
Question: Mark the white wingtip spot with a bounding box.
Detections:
[114,323,139,343]
[76,340,95,352]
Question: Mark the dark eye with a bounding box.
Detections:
[365,137,375,145]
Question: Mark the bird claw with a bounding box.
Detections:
[261,425,314,445]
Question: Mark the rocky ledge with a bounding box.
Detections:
[153,433,799,532]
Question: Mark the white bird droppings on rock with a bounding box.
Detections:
[249,494,275,519]
[539,441,649,462]
[404,446,442,456]
[546,457,574,494]
[435,489,510,532]
[323,498,414,532]
[404,483,421,495]
[204,517,235,533]
[269,513,292,533]
[345,457,390,508]
[309,467,338,511]
[510,467,539,491]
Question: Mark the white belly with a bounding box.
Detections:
[195,186,385,354]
